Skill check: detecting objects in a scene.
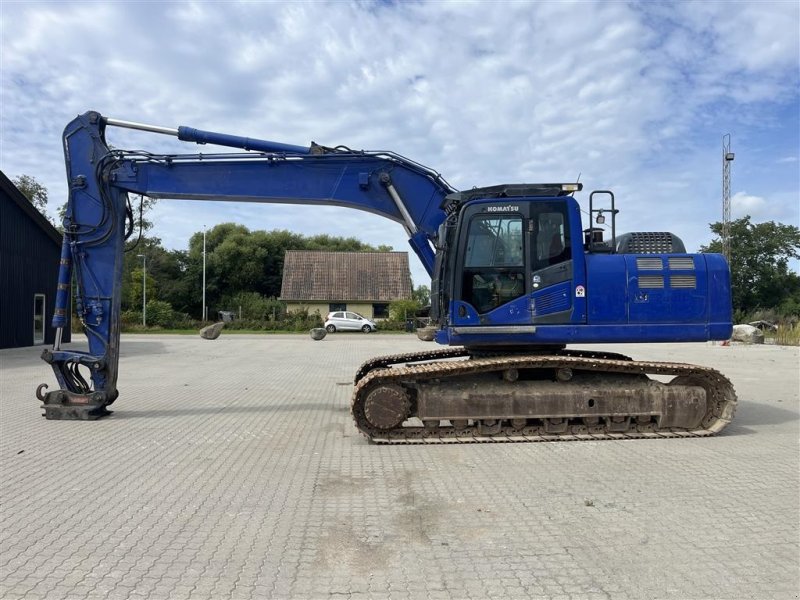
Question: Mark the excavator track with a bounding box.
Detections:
[351,353,736,444]
[354,347,633,384]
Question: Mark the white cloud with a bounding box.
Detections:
[729,190,799,228]
[731,191,767,218]
[1,0,798,283]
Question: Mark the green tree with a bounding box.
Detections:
[127,194,159,235]
[118,237,190,313]
[701,216,800,315]
[127,266,158,309]
[13,174,48,213]
[149,248,193,312]
[185,224,387,317]
[413,284,431,306]
[305,233,383,252]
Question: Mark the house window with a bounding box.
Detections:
[372,303,389,318]
[33,294,45,345]
[329,303,346,312]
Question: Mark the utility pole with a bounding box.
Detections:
[137,254,147,327]
[202,226,207,322]
[722,134,734,264]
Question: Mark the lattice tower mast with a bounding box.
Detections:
[722,134,734,263]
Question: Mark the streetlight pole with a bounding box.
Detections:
[202,226,206,322]
[137,254,146,327]
[722,134,734,265]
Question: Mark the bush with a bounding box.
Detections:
[389,299,420,322]
[120,302,197,331]
[218,292,287,321]
[223,308,323,332]
[121,309,144,329]
[119,298,323,332]
[146,300,176,327]
[376,320,409,331]
[777,298,800,319]
[747,308,780,324]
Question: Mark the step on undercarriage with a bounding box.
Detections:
[351,349,737,444]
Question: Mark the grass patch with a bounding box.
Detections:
[769,323,800,346]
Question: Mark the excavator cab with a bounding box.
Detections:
[431,185,587,347]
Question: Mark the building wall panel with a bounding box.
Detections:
[1,177,71,348]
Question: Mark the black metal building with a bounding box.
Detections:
[0,171,71,348]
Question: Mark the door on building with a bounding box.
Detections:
[33,294,45,345]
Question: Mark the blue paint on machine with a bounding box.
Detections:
[40,111,732,420]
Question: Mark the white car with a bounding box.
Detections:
[324,311,377,333]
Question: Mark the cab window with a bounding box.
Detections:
[533,210,570,270]
[465,216,524,268]
[462,215,525,314]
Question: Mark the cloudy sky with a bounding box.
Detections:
[1,0,798,285]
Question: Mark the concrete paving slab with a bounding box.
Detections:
[1,334,798,599]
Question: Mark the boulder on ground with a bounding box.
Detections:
[732,324,765,344]
[748,320,777,331]
[310,328,327,341]
[416,326,436,342]
[200,322,225,340]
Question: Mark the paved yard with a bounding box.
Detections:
[1,334,798,600]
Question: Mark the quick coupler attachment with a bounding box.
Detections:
[38,348,115,420]
[35,384,112,420]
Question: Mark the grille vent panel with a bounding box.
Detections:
[533,289,570,315]
[619,232,683,253]
[668,257,695,270]
[670,275,696,289]
[638,275,665,289]
[636,257,663,270]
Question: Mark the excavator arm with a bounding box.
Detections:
[39,111,454,419]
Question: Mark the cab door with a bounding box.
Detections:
[451,200,577,326]
[527,202,575,324]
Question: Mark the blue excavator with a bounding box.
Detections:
[37,111,736,442]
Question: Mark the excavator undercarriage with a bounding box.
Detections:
[351,349,737,443]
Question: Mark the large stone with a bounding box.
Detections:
[199,322,225,340]
[310,328,327,341]
[416,326,436,342]
[732,324,765,344]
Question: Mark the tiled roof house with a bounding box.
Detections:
[280,251,413,319]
